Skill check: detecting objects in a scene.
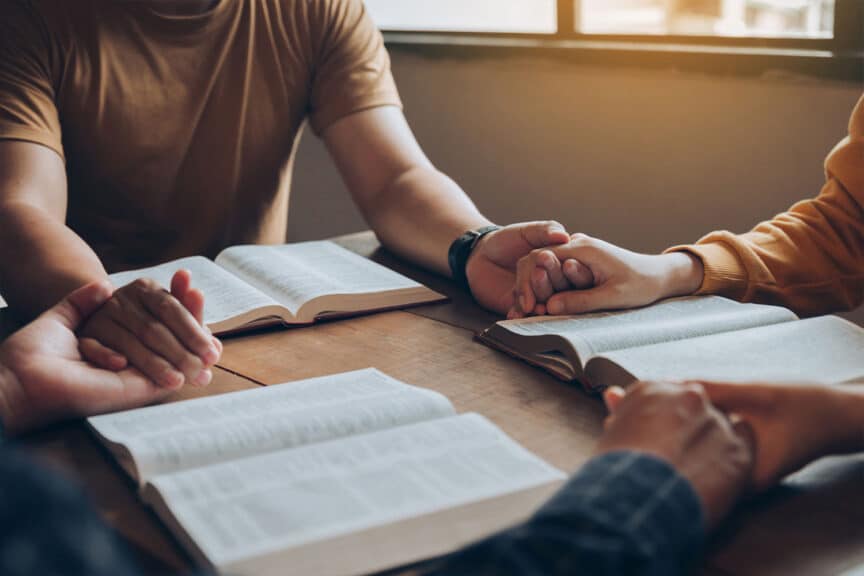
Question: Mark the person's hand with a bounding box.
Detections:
[0,281,216,436]
[700,381,864,491]
[79,270,220,389]
[508,244,594,318]
[597,381,754,529]
[509,234,704,318]
[464,221,570,314]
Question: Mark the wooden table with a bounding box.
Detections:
[11,232,864,576]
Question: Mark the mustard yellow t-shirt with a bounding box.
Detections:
[669,94,864,316]
[0,0,401,271]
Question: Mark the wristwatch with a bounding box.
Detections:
[448,225,501,294]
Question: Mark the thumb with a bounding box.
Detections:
[44,281,114,331]
[562,259,595,290]
[546,284,617,315]
[700,381,763,413]
[603,386,627,413]
[730,416,757,464]
[519,221,570,248]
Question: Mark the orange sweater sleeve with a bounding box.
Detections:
[666,94,864,317]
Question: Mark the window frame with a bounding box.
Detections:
[374,0,862,50]
[375,0,863,82]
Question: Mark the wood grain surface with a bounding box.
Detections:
[8,232,864,576]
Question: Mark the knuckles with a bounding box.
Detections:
[140,321,165,344]
[154,292,178,315]
[128,278,161,293]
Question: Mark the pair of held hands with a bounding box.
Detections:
[501,231,705,319]
[0,270,221,436]
[68,220,578,389]
[64,221,695,397]
[0,268,854,532]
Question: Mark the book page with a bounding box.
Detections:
[586,315,864,387]
[88,368,455,483]
[146,413,565,570]
[496,296,797,359]
[109,257,278,327]
[215,241,423,315]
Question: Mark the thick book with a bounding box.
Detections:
[88,368,566,576]
[108,241,446,334]
[479,296,864,391]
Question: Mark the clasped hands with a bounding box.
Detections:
[466,224,860,502]
[0,224,851,512]
[496,231,706,320]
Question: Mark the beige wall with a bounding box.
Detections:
[287,48,863,318]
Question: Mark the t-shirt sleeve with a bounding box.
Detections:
[305,0,402,135]
[0,1,64,159]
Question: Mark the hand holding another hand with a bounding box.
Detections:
[79,270,220,389]
[596,381,754,529]
[509,234,705,318]
[0,278,221,436]
[700,381,864,491]
[464,221,570,314]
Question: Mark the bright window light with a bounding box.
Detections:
[363,0,558,34]
[579,0,835,38]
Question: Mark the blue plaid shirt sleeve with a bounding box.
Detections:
[426,451,705,576]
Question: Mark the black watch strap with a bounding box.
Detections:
[448,225,501,293]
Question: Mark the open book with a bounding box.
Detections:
[108,241,445,334]
[479,296,864,391]
[88,369,565,576]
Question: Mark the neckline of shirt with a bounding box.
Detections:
[131,0,235,35]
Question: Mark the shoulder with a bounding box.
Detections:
[275,0,370,35]
[0,0,82,47]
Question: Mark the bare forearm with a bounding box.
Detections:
[0,203,107,319]
[364,166,491,275]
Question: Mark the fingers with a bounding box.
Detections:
[139,288,219,366]
[45,280,114,331]
[514,252,541,314]
[518,221,570,248]
[211,336,223,356]
[98,318,186,389]
[79,337,128,371]
[536,250,571,293]
[170,269,192,300]
[699,381,767,413]
[114,297,212,387]
[514,247,584,316]
[562,259,595,290]
[184,288,206,326]
[529,267,554,307]
[729,417,757,459]
[546,285,616,315]
[79,278,218,389]
[603,386,627,413]
[171,270,206,325]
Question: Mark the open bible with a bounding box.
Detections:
[479,296,864,391]
[108,241,446,334]
[88,368,566,576]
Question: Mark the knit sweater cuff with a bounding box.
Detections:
[665,242,748,299]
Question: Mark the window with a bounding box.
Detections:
[366,0,860,48]
[579,0,835,39]
[363,0,556,34]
